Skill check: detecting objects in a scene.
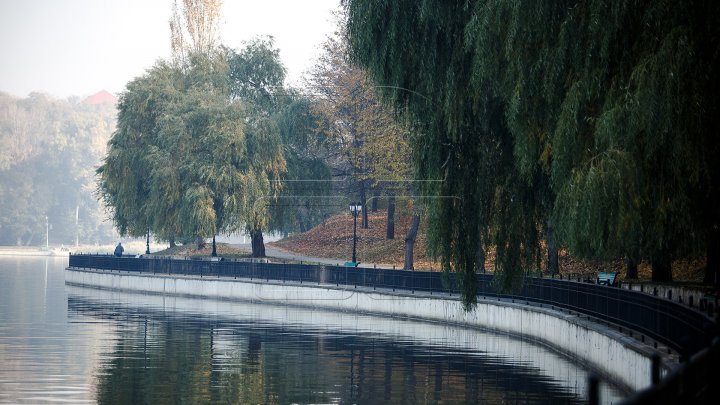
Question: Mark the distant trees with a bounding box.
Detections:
[0,92,116,246]
[345,0,720,306]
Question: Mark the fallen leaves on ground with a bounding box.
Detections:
[271,212,440,269]
[271,212,707,282]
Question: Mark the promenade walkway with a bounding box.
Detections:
[231,243,392,269]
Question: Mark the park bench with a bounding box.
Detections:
[596,271,619,286]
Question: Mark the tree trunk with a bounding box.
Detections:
[251,229,266,258]
[195,236,205,250]
[651,250,672,282]
[476,237,486,273]
[169,236,176,248]
[704,224,719,287]
[546,222,559,275]
[360,180,369,229]
[386,196,395,240]
[626,258,638,279]
[297,206,309,233]
[403,213,420,270]
[371,189,379,212]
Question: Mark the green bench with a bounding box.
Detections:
[596,271,619,286]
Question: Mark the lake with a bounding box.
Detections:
[0,256,627,404]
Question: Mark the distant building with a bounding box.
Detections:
[83,90,117,105]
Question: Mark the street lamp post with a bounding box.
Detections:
[45,216,49,250]
[349,203,362,264]
[145,229,150,254]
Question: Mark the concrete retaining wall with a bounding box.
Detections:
[65,267,663,391]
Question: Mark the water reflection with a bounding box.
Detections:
[66,285,628,404]
[0,257,105,404]
[0,257,628,404]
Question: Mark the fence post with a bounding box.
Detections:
[587,374,599,405]
[651,353,661,385]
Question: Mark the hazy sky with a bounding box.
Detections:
[0,0,339,99]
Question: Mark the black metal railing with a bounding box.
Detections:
[619,338,720,404]
[502,277,717,357]
[69,254,464,294]
[68,254,717,356]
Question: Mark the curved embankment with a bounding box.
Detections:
[66,283,628,402]
[65,267,669,392]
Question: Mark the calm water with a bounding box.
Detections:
[0,257,628,404]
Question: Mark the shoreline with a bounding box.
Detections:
[0,248,69,257]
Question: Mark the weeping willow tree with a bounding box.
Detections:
[97,50,285,255]
[97,64,172,239]
[268,95,335,235]
[345,0,720,306]
[548,0,719,283]
[226,37,289,255]
[100,0,289,255]
[345,1,536,309]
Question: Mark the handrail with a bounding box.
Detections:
[620,338,720,404]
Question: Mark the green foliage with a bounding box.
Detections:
[268,96,336,234]
[548,0,716,265]
[98,44,286,244]
[346,0,720,302]
[226,37,286,114]
[346,0,540,308]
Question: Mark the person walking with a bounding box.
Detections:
[114,242,124,257]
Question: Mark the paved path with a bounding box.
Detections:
[230,243,392,269]
[265,245,347,266]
